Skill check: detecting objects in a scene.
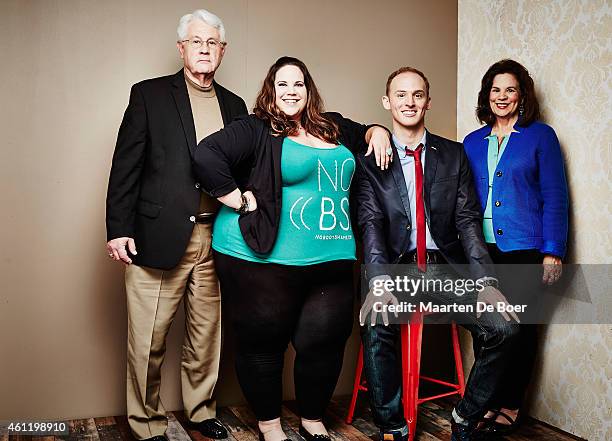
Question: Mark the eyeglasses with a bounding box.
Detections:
[180,37,226,50]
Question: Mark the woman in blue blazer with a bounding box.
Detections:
[463,59,568,436]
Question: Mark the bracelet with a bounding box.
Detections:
[235,194,250,215]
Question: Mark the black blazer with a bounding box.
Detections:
[191,113,370,254]
[354,131,494,280]
[106,70,248,270]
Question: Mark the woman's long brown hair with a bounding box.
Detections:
[253,56,340,143]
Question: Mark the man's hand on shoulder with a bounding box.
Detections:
[107,237,137,265]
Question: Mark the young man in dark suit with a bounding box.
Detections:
[105,9,247,441]
[355,67,520,441]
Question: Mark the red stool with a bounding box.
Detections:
[346,311,465,441]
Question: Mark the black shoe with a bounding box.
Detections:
[140,436,167,441]
[380,429,408,441]
[299,425,331,441]
[451,419,486,441]
[191,418,228,439]
[481,410,522,437]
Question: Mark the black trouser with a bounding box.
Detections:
[478,245,543,410]
[214,252,354,421]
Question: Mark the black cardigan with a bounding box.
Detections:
[190,113,370,254]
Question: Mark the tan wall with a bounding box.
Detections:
[0,0,458,420]
[457,1,611,439]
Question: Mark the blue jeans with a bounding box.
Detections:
[361,265,520,428]
[361,324,407,432]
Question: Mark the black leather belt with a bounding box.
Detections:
[400,249,446,264]
[195,213,215,224]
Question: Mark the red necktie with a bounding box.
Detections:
[405,143,426,272]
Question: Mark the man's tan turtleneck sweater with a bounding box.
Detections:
[185,74,223,215]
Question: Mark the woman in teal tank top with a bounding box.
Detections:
[191,57,391,441]
[213,136,356,264]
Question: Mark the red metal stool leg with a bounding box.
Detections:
[347,315,464,438]
[406,314,424,441]
[451,322,465,396]
[400,324,411,426]
[346,344,364,424]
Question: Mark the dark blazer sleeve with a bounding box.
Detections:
[191,115,256,197]
[106,84,147,241]
[454,144,495,279]
[355,158,389,265]
[354,155,392,284]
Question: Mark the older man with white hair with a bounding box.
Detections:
[106,9,247,441]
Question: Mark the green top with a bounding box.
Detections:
[483,132,511,243]
[212,137,356,265]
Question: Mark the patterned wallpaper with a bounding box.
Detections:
[457,1,611,439]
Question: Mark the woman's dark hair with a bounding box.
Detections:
[253,56,340,143]
[476,59,540,127]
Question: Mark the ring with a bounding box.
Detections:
[108,253,114,258]
[385,147,393,156]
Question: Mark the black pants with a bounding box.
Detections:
[214,252,354,421]
[479,245,543,410]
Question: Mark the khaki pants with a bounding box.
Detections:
[125,223,221,439]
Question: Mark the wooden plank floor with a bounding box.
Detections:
[5,396,584,441]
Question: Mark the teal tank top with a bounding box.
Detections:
[212,137,356,265]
